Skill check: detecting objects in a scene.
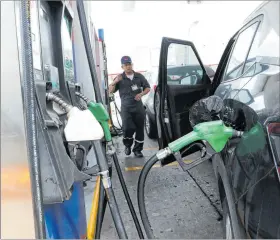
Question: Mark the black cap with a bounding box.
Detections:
[121,56,132,64]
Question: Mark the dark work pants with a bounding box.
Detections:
[121,104,145,152]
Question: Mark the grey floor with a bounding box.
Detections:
[84,135,223,239]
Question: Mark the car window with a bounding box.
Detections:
[222,22,259,81]
[242,25,263,77]
[151,72,158,84]
[167,43,204,85]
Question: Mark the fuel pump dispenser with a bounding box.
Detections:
[10,0,139,238]
[3,1,88,237]
[18,0,102,238]
[31,0,92,203]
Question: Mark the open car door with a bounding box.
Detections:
[155,37,212,165]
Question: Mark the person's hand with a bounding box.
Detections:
[109,75,122,93]
[135,93,142,101]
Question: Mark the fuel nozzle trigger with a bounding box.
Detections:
[174,146,216,172]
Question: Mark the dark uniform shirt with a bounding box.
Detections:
[114,71,150,109]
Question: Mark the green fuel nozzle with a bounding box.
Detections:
[157,120,243,160]
[169,120,242,153]
[87,102,112,142]
[75,92,112,142]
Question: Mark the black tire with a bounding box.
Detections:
[144,111,157,139]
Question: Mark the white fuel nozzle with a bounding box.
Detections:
[64,107,104,142]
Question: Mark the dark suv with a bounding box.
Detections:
[154,1,280,238]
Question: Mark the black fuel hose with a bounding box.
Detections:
[137,144,224,239]
[94,144,113,238]
[137,154,159,239]
[110,100,123,136]
[20,0,46,238]
[93,141,128,239]
[113,100,122,129]
[95,165,113,239]
[112,153,145,239]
